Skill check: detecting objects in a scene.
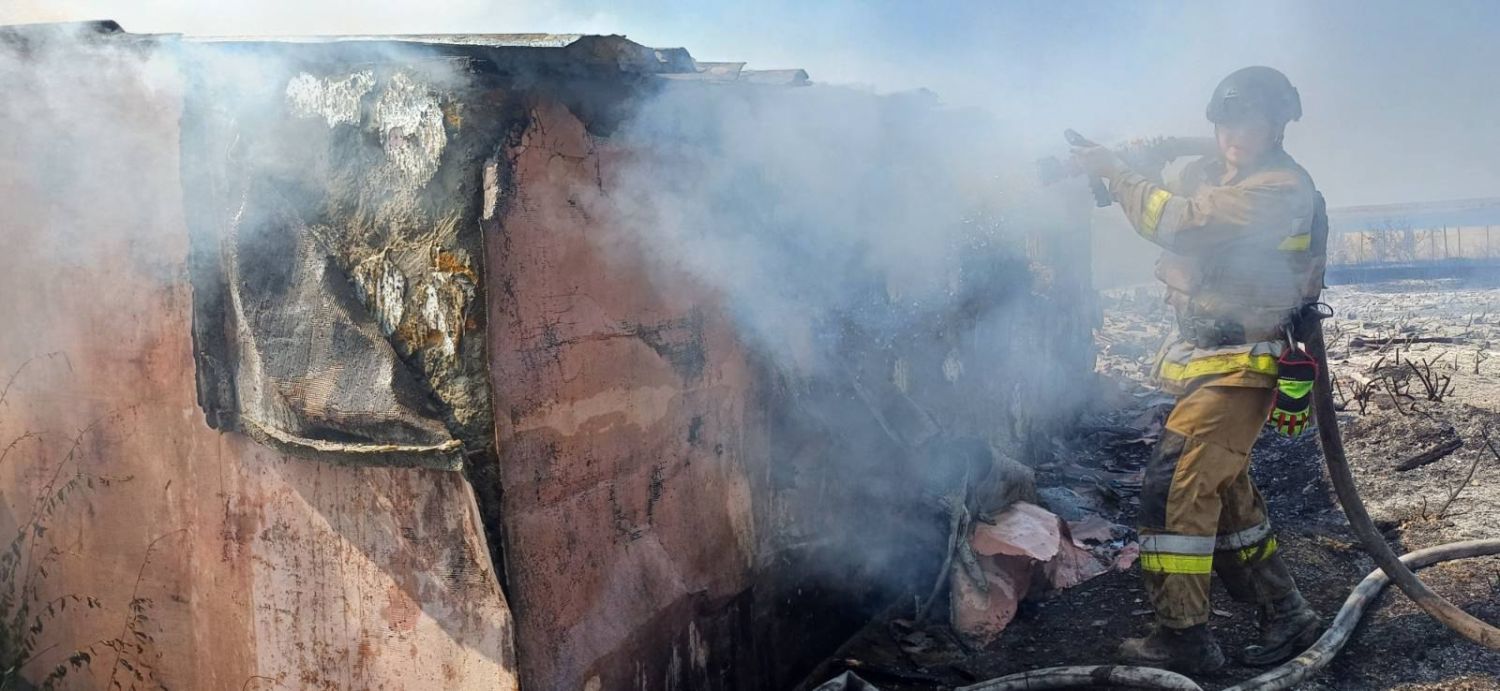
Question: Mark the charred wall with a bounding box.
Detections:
[0,27,517,691]
[485,80,1098,690]
[1,25,1096,691]
[181,48,516,470]
[485,96,767,690]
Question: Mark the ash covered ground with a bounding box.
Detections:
[817,280,1500,690]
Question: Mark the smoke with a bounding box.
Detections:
[0,24,181,268]
[14,0,1499,292]
[580,84,1027,369]
[10,2,1499,212]
[0,1,622,37]
[7,0,1500,636]
[0,20,520,454]
[558,73,1104,606]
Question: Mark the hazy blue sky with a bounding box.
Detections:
[6,0,1498,206]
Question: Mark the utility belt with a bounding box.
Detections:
[1177,302,1333,348]
[1167,300,1334,440]
[1177,313,1285,348]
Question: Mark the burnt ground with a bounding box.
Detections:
[820,281,1500,690]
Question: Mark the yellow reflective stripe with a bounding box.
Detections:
[1236,536,1278,564]
[1140,188,1173,238]
[1277,233,1311,251]
[1159,352,1279,382]
[1140,552,1214,575]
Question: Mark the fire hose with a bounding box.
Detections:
[956,322,1500,690]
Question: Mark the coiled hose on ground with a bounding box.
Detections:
[959,323,1500,690]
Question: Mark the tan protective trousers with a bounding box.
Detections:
[1137,376,1300,628]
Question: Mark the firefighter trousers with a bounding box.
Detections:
[1138,377,1301,628]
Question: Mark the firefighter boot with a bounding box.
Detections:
[1241,590,1321,666]
[1117,624,1226,673]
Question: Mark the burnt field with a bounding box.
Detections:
[818,279,1500,691]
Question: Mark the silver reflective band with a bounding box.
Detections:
[1216,521,1273,551]
[1140,533,1216,555]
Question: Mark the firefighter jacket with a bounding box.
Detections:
[1109,149,1325,392]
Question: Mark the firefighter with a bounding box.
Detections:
[1071,66,1326,672]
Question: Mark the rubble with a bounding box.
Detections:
[820,278,1500,690]
[952,501,1134,647]
[1035,486,1097,522]
[811,671,881,691]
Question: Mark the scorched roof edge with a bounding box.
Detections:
[0,21,813,81]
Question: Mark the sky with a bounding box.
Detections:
[3,0,1499,207]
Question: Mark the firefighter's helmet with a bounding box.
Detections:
[1206,66,1302,127]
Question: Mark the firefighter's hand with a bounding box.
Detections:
[1071,145,1125,179]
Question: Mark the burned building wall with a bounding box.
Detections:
[487,80,1098,690]
[172,37,768,690]
[484,96,770,690]
[181,48,512,471]
[1,25,1096,691]
[0,27,517,691]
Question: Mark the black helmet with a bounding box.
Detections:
[1206,66,1302,126]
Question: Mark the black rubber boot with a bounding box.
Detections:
[1117,623,1226,674]
[1241,590,1322,666]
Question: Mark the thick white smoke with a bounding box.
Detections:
[10,1,1500,291]
[577,83,1030,369]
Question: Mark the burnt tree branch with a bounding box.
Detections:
[1396,434,1465,472]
